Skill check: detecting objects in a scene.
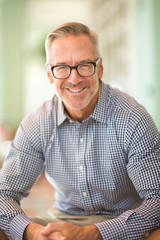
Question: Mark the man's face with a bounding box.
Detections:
[47,34,103,120]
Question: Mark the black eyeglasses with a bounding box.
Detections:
[48,58,100,79]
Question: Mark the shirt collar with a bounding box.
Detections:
[57,97,67,126]
[90,81,108,124]
[57,80,108,126]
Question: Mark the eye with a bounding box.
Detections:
[56,65,69,72]
[80,63,92,69]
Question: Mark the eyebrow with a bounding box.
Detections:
[54,59,95,66]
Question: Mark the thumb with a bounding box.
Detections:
[41,223,57,236]
[41,223,67,239]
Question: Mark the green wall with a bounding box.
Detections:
[0,0,25,129]
[153,0,160,129]
[134,0,160,130]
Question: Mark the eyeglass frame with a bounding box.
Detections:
[48,58,100,80]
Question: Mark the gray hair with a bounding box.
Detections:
[45,22,100,62]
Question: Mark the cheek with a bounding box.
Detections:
[54,81,64,95]
[92,75,99,86]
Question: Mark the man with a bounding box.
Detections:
[0,22,160,240]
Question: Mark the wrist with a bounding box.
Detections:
[23,223,33,240]
[23,222,44,240]
[84,225,102,240]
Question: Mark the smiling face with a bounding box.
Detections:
[47,34,103,121]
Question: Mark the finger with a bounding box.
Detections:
[47,231,67,240]
[53,232,67,240]
[41,223,58,236]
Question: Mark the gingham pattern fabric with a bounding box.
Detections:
[0,81,160,240]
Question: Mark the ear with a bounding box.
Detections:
[46,64,54,84]
[98,58,103,79]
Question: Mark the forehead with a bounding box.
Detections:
[49,34,96,63]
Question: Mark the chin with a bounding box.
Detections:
[66,101,90,110]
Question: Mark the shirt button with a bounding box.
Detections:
[80,138,84,143]
[83,192,87,197]
[79,166,83,170]
[69,119,73,123]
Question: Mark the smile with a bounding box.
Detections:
[68,88,85,93]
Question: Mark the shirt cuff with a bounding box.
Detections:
[95,216,127,240]
[10,214,33,240]
[95,211,154,240]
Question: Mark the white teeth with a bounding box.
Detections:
[69,88,84,93]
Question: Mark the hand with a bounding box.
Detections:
[24,222,66,240]
[141,228,160,240]
[23,223,46,240]
[23,223,64,240]
[146,229,160,240]
[41,222,102,240]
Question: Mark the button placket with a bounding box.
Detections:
[77,125,93,210]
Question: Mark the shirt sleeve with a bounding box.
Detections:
[10,214,34,240]
[96,108,160,240]
[0,111,44,240]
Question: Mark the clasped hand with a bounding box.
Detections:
[24,221,102,240]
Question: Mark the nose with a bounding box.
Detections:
[67,68,82,85]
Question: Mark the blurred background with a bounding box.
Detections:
[0,0,160,217]
[0,0,160,133]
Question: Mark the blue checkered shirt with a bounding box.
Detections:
[0,81,160,240]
